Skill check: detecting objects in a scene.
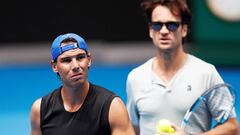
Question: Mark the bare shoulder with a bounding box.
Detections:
[109,97,128,118]
[109,97,127,126]
[31,98,42,114]
[109,97,135,135]
[30,98,42,123]
[30,98,42,135]
[111,97,124,106]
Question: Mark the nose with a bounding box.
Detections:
[160,24,169,34]
[71,59,80,72]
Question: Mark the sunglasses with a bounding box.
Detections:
[150,21,181,32]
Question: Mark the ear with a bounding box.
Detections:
[87,53,92,67]
[149,26,154,38]
[181,24,188,38]
[51,60,58,73]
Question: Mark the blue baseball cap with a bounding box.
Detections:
[51,33,88,61]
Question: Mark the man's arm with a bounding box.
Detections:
[201,81,239,134]
[30,98,42,135]
[109,97,136,135]
[201,118,239,135]
[172,118,239,135]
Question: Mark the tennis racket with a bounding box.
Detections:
[181,83,236,134]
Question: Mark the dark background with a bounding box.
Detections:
[0,0,150,43]
[0,0,240,66]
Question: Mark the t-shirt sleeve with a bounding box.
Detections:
[126,75,139,127]
[206,84,236,123]
[209,65,224,85]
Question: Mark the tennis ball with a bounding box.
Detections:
[156,119,175,134]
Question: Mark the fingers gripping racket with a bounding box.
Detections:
[181,83,236,134]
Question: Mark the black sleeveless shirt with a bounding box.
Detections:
[40,83,116,135]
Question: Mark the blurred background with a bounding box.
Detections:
[0,0,240,134]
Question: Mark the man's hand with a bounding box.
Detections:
[155,120,186,135]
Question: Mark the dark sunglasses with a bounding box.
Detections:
[150,21,181,32]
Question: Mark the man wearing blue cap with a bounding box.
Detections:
[30,33,135,135]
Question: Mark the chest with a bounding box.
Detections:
[135,80,206,117]
[41,90,111,135]
[41,109,108,135]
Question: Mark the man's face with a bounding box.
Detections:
[149,5,188,52]
[51,42,91,87]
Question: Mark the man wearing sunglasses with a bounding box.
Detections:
[126,0,238,135]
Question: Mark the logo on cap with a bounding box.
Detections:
[51,33,88,61]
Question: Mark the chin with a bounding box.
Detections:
[70,78,85,85]
[158,45,172,50]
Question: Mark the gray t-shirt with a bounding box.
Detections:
[126,54,235,135]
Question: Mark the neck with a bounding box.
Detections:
[153,48,187,84]
[156,45,186,70]
[61,82,90,112]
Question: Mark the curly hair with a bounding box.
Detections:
[140,0,191,25]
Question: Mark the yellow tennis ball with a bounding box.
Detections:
[156,119,175,133]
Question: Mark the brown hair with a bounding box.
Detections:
[140,0,191,25]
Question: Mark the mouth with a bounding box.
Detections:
[159,38,171,44]
[71,73,83,80]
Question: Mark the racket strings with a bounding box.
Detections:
[181,83,236,134]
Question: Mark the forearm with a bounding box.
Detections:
[200,118,238,135]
